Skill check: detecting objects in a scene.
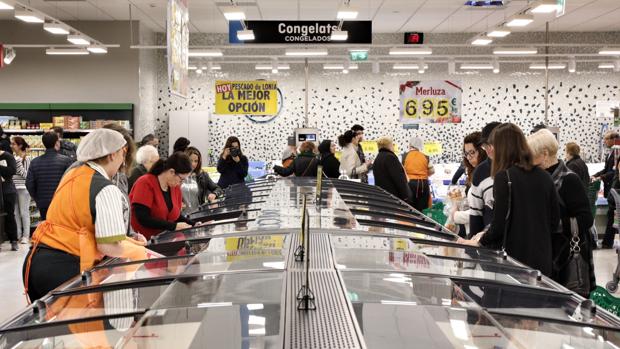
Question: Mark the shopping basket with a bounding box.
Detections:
[591,286,620,317]
[423,202,447,226]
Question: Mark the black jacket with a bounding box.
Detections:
[274,152,318,177]
[59,140,77,162]
[480,166,560,277]
[26,149,73,210]
[594,151,615,196]
[0,134,11,154]
[0,151,17,195]
[128,164,148,192]
[373,148,411,201]
[217,155,249,188]
[197,172,223,202]
[566,156,590,190]
[320,153,341,178]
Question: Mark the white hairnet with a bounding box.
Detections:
[409,136,424,150]
[77,128,127,162]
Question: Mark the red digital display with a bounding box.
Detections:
[404,32,424,45]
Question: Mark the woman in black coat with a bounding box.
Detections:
[217,136,249,188]
[565,142,590,190]
[372,137,411,201]
[529,130,595,295]
[274,141,319,177]
[318,140,341,178]
[459,123,560,278]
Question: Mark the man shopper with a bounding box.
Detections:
[0,149,18,251]
[468,122,501,238]
[26,132,72,220]
[594,131,620,248]
[51,126,77,161]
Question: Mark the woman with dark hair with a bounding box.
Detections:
[129,152,196,239]
[338,130,370,180]
[448,132,487,237]
[182,147,223,213]
[318,140,340,178]
[0,126,12,153]
[217,136,249,188]
[11,136,31,244]
[138,133,159,148]
[274,141,319,177]
[173,137,191,153]
[458,123,560,277]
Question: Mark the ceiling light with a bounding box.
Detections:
[568,58,576,73]
[337,7,358,19]
[493,47,537,55]
[87,46,107,54]
[599,48,620,56]
[487,29,511,37]
[0,1,14,10]
[221,7,246,21]
[330,30,348,41]
[493,60,500,73]
[530,0,559,14]
[188,49,223,57]
[196,69,203,74]
[418,66,425,74]
[389,47,432,56]
[46,48,89,55]
[323,63,358,70]
[67,35,90,46]
[460,63,494,70]
[506,14,534,27]
[599,63,614,69]
[393,64,429,70]
[471,37,493,46]
[237,30,255,41]
[14,10,44,23]
[206,63,221,71]
[285,49,328,57]
[43,23,70,35]
[529,63,566,70]
[3,47,15,64]
[188,66,197,70]
[256,63,290,70]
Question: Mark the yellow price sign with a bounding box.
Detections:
[215,80,278,115]
[423,142,443,156]
[403,98,418,119]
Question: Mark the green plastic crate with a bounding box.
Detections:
[590,286,620,317]
[423,202,447,226]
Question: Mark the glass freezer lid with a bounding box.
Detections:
[150,272,284,310]
[121,304,281,349]
[2,283,170,332]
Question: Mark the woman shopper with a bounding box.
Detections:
[373,137,411,201]
[217,136,249,188]
[403,137,435,211]
[11,136,31,244]
[318,140,341,178]
[173,137,191,153]
[23,129,147,301]
[458,123,560,277]
[338,130,370,180]
[274,141,319,177]
[129,145,160,192]
[528,129,595,294]
[565,142,590,190]
[448,132,487,238]
[182,146,223,213]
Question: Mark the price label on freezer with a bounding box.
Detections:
[399,81,462,124]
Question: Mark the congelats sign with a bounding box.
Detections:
[229,21,372,44]
[215,81,278,115]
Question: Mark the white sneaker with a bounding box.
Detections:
[19,237,28,244]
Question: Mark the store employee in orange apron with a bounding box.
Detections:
[23,129,147,301]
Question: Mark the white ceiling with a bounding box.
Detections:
[1,0,620,33]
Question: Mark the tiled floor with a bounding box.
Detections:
[0,240,619,325]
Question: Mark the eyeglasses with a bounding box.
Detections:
[464,149,478,158]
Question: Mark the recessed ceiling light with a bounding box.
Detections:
[14,10,44,23]
[392,64,429,70]
[493,47,537,55]
[506,14,534,27]
[530,0,559,14]
[256,63,290,70]
[330,30,348,41]
[487,29,511,37]
[389,47,432,55]
[529,63,566,70]
[568,58,576,73]
[323,63,358,70]
[87,46,108,54]
[237,30,255,41]
[471,37,493,46]
[493,60,500,73]
[285,49,328,56]
[0,1,14,10]
[460,63,494,70]
[43,23,70,35]
[67,35,90,46]
[46,48,89,55]
[221,6,245,21]
[599,48,620,55]
[337,7,358,19]
[188,49,223,57]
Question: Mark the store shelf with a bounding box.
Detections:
[4,129,132,134]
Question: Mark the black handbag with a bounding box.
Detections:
[561,217,591,297]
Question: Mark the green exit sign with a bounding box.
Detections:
[349,50,368,61]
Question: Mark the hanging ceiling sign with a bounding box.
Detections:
[399,81,462,124]
[166,0,189,98]
[229,20,372,44]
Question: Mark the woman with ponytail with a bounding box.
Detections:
[129,152,196,239]
[338,130,371,181]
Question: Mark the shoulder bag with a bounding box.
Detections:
[560,217,591,296]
